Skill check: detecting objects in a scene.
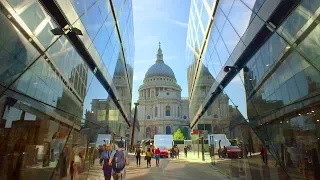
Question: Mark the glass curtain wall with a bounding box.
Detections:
[0,0,134,179]
[187,0,320,179]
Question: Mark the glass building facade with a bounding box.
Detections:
[0,0,134,179]
[187,0,320,179]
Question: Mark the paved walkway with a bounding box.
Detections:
[183,152,293,180]
[85,153,229,180]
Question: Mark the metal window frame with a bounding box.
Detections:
[38,0,131,127]
[190,0,301,129]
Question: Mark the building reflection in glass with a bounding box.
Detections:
[187,0,320,179]
[0,0,135,179]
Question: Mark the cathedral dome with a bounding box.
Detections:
[144,43,176,80]
[145,62,175,79]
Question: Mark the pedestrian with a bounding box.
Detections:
[184,146,188,158]
[93,147,99,166]
[70,161,75,180]
[100,144,112,180]
[108,141,129,180]
[223,146,227,158]
[174,146,179,159]
[154,147,160,166]
[99,146,103,158]
[218,146,222,159]
[135,147,141,167]
[210,145,214,158]
[145,148,153,168]
[260,145,268,166]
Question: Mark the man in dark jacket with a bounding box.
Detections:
[184,146,188,158]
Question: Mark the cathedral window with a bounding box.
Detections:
[183,116,187,119]
[165,105,170,116]
[147,115,150,119]
[178,107,180,117]
[155,107,158,117]
[166,126,171,134]
[146,127,151,138]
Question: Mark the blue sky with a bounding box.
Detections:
[131,0,191,104]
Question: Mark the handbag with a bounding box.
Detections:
[144,156,147,160]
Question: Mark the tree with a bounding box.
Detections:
[173,128,185,140]
[181,127,189,139]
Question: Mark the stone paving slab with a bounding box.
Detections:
[85,153,229,180]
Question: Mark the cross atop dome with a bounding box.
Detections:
[156,42,163,63]
[144,42,176,80]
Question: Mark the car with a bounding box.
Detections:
[158,146,169,158]
[226,146,243,158]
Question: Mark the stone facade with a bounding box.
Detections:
[137,44,189,141]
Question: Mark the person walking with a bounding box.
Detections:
[108,141,129,180]
[222,146,227,159]
[174,146,180,159]
[70,161,75,180]
[170,148,174,159]
[100,144,112,180]
[260,145,268,166]
[184,146,188,158]
[173,146,177,159]
[93,147,99,166]
[135,147,141,167]
[154,147,160,166]
[218,146,222,159]
[99,146,103,158]
[145,148,153,168]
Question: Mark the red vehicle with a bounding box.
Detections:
[158,146,169,158]
[226,146,243,158]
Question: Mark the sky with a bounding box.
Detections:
[131,0,191,104]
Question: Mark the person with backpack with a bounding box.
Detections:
[100,144,112,180]
[135,147,141,167]
[108,141,129,180]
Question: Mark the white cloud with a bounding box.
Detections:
[168,19,188,28]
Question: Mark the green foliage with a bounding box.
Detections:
[173,128,186,140]
[180,127,188,139]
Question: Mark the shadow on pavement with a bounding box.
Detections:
[126,154,229,180]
